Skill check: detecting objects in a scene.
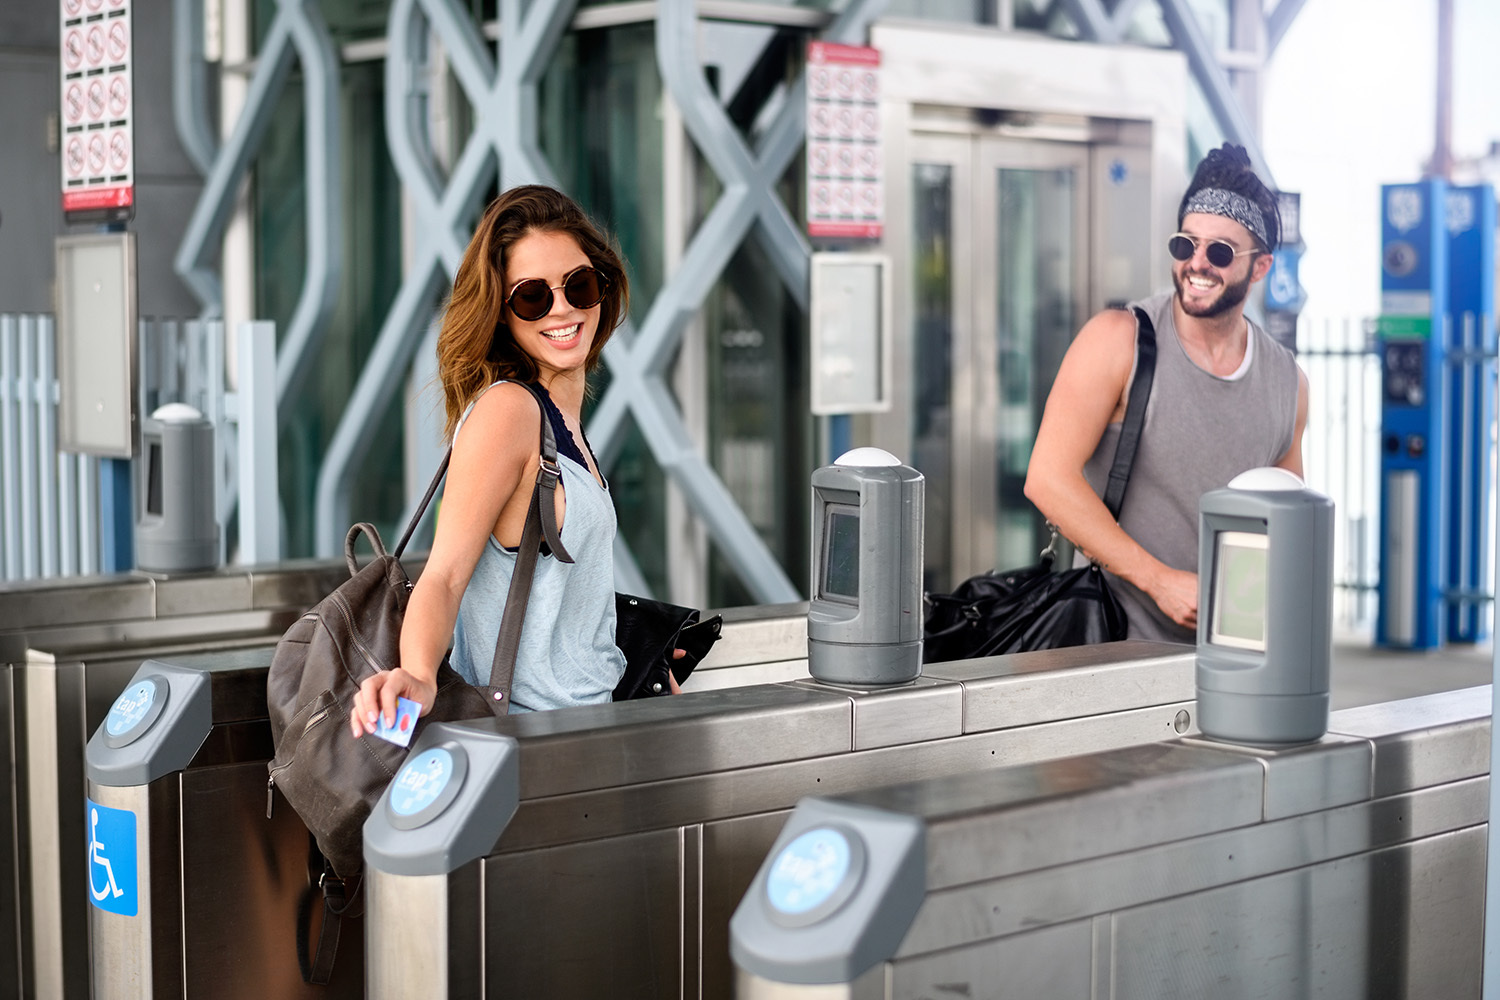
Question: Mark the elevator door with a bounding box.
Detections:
[910,135,1090,592]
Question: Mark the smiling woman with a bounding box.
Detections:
[348,186,640,731]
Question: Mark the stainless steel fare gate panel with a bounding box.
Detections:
[1,559,382,1000]
[363,640,1199,999]
[730,685,1490,999]
[85,650,365,1000]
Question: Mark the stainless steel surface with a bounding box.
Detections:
[481,828,686,997]
[728,686,1491,999]
[739,965,886,1000]
[402,643,1207,998]
[180,761,362,998]
[1107,826,1485,1000]
[1330,684,1490,796]
[367,872,452,998]
[480,683,856,799]
[24,637,287,1000]
[0,576,155,633]
[696,602,809,669]
[1,664,18,1000]
[494,702,1197,855]
[150,572,254,618]
[924,641,1195,731]
[87,782,178,1000]
[1182,731,1374,820]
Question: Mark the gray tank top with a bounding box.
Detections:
[1079,292,1299,643]
[449,382,626,711]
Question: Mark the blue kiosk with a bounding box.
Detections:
[1376,180,1495,650]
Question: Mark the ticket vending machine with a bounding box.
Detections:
[1443,184,1496,643]
[1377,180,1448,649]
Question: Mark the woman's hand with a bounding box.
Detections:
[668,648,686,694]
[349,667,437,738]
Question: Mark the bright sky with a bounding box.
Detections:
[1263,0,1500,320]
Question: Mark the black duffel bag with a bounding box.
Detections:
[922,304,1158,663]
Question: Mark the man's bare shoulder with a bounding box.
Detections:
[1063,308,1138,382]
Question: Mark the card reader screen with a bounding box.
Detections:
[1210,530,1269,651]
[820,507,861,603]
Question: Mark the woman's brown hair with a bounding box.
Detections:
[436,185,629,438]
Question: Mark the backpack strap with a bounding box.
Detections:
[1101,306,1158,520]
[487,382,575,703]
[295,836,360,985]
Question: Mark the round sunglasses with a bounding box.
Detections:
[505,265,608,322]
[1168,233,1261,270]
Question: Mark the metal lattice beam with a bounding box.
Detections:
[312,0,577,557]
[575,0,891,602]
[1059,0,1295,188]
[172,0,343,410]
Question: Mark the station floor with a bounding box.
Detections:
[1330,626,1496,710]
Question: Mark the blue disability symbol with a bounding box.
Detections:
[87,799,138,916]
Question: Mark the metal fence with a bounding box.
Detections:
[0,314,99,581]
[0,314,279,583]
[1298,315,1383,628]
[1298,312,1497,634]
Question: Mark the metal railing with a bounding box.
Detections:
[0,314,100,581]
[0,314,281,583]
[1298,311,1497,632]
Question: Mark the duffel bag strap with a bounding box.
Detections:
[1101,307,1158,520]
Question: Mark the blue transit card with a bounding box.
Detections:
[372,697,420,747]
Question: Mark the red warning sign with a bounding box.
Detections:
[805,42,883,240]
[59,0,133,221]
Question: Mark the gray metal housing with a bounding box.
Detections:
[363,723,520,877]
[84,660,212,787]
[1196,484,1335,744]
[807,460,924,685]
[730,799,925,985]
[134,413,219,574]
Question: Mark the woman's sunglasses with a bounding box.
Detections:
[1168,233,1261,269]
[505,265,608,322]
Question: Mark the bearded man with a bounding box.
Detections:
[1024,143,1309,643]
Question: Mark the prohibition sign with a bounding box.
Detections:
[64,0,85,16]
[64,29,84,71]
[65,136,86,180]
[108,130,130,173]
[86,79,106,122]
[107,75,129,117]
[85,25,105,68]
[106,21,128,64]
[87,133,107,176]
[64,82,85,126]
[84,0,104,11]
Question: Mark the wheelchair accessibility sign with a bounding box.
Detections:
[86,799,137,916]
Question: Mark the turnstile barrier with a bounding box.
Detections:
[730,685,1489,998]
[360,641,1198,998]
[84,650,364,999]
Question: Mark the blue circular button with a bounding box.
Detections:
[390,748,456,817]
[106,680,158,737]
[767,827,853,916]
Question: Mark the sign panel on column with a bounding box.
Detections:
[59,0,134,223]
[806,42,882,241]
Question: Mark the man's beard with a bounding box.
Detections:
[1174,266,1253,318]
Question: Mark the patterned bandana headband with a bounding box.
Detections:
[1181,188,1270,249]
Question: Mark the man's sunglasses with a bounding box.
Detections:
[1168,233,1261,269]
[505,265,608,322]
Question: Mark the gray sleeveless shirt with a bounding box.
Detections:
[1079,292,1299,643]
[449,382,626,712]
